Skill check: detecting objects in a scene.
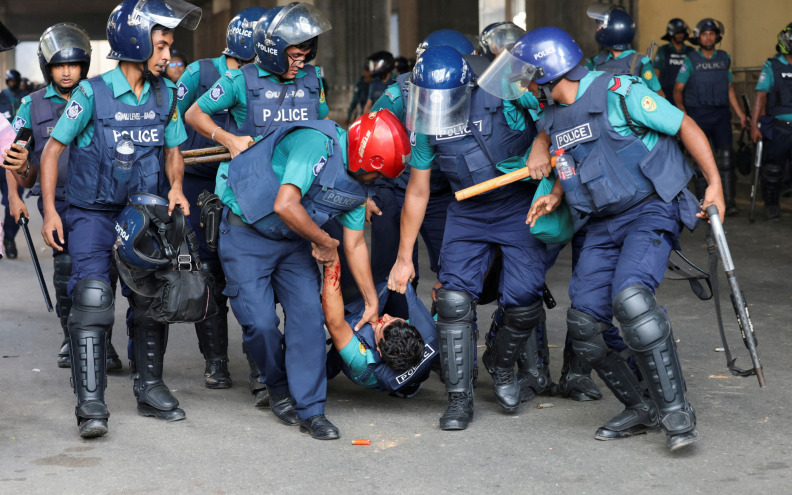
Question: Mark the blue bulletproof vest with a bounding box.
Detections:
[227,120,367,240]
[657,44,694,97]
[682,50,730,108]
[543,73,693,217]
[593,50,642,76]
[766,57,792,118]
[343,283,438,393]
[66,76,170,210]
[428,85,536,200]
[0,90,12,119]
[367,75,393,105]
[182,58,235,178]
[28,88,69,199]
[236,63,320,137]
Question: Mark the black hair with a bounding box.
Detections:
[378,321,424,372]
[169,48,189,65]
[151,25,174,36]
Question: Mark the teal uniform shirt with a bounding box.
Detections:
[13,83,68,132]
[176,54,230,116]
[50,66,187,149]
[196,64,329,129]
[215,126,365,231]
[585,49,661,91]
[676,49,734,84]
[371,82,404,118]
[755,54,792,122]
[338,335,378,388]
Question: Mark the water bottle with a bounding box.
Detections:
[112,136,135,182]
[554,148,576,181]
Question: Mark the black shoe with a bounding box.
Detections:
[270,393,299,426]
[765,205,781,221]
[299,415,340,440]
[3,238,17,259]
[725,202,740,217]
[78,418,108,438]
[204,358,232,389]
[439,392,474,430]
[483,348,521,412]
[57,339,70,368]
[667,429,700,451]
[558,371,602,402]
[252,387,270,408]
[594,405,659,440]
[106,342,123,372]
[137,403,186,422]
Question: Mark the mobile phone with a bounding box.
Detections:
[3,127,32,165]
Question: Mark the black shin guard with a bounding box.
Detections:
[195,260,231,388]
[54,253,73,367]
[717,148,738,214]
[517,324,558,398]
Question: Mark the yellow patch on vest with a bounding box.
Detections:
[641,95,657,112]
[644,70,653,80]
[320,90,326,103]
[359,342,367,355]
[172,109,179,122]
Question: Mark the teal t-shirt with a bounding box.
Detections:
[196,64,329,128]
[755,54,792,121]
[371,82,404,119]
[215,126,365,231]
[676,49,734,84]
[338,334,378,389]
[176,55,230,116]
[13,83,68,134]
[585,50,661,91]
[50,66,187,149]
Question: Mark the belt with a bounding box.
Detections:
[227,210,254,229]
[772,119,792,129]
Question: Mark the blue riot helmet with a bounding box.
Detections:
[587,3,635,51]
[478,26,586,103]
[479,22,525,61]
[368,51,395,77]
[416,29,475,58]
[661,18,690,42]
[0,20,18,52]
[253,2,332,75]
[692,18,724,48]
[224,7,267,61]
[778,25,792,55]
[405,46,472,135]
[38,23,92,90]
[107,0,202,62]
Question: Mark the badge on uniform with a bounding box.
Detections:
[209,83,225,102]
[12,116,25,132]
[177,82,188,101]
[758,72,767,83]
[409,131,416,147]
[641,95,658,112]
[313,156,327,176]
[66,101,84,120]
[643,70,653,80]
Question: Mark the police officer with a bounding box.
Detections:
[750,24,792,221]
[487,26,724,451]
[479,22,524,61]
[653,18,694,106]
[38,0,200,438]
[674,18,748,215]
[345,63,370,125]
[389,46,551,430]
[585,4,662,94]
[3,69,28,114]
[0,22,19,261]
[175,6,267,394]
[362,51,395,114]
[2,23,124,371]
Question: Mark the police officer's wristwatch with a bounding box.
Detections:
[17,161,30,178]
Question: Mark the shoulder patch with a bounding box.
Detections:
[12,115,26,132]
[226,69,243,79]
[641,95,658,112]
[172,108,179,122]
[209,82,225,102]
[758,71,767,83]
[643,70,653,80]
[358,342,367,356]
[21,95,30,105]
[679,64,688,74]
[65,100,84,120]
[313,156,327,176]
[319,89,326,104]
[176,82,188,100]
[609,79,622,92]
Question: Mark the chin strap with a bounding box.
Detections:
[537,77,563,106]
[142,65,163,106]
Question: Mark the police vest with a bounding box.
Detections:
[392,73,450,193]
[543,73,693,217]
[342,283,438,393]
[0,90,12,120]
[593,50,642,76]
[367,75,393,106]
[656,44,694,96]
[227,120,367,240]
[181,58,235,178]
[428,84,536,201]
[237,63,320,137]
[765,56,792,118]
[683,50,730,108]
[28,88,69,199]
[66,76,170,210]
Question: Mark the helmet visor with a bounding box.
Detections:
[267,2,332,46]
[39,24,92,64]
[0,21,18,52]
[405,81,471,135]
[480,23,524,58]
[132,0,202,31]
[477,49,540,101]
[586,3,615,25]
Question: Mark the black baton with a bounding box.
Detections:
[18,214,54,312]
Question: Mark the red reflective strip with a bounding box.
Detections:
[609,79,621,91]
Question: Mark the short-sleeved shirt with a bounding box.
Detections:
[675,49,734,85]
[585,49,661,91]
[215,126,365,230]
[176,55,230,116]
[13,83,68,136]
[371,83,404,117]
[338,334,378,388]
[196,64,329,129]
[755,54,792,121]
[50,66,187,149]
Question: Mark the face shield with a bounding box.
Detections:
[477,49,543,101]
[0,21,18,52]
[405,80,472,135]
[131,0,202,31]
[586,3,615,28]
[39,23,92,64]
[480,23,524,58]
[265,2,331,47]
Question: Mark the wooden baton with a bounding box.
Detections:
[455,158,556,201]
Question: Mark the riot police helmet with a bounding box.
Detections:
[587,3,635,51]
[252,2,331,75]
[479,22,525,61]
[777,24,792,55]
[691,18,724,48]
[0,20,18,52]
[37,23,92,88]
[367,51,395,78]
[223,7,268,62]
[662,18,690,42]
[415,29,475,58]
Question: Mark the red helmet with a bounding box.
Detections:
[347,109,411,179]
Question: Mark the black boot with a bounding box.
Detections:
[53,253,72,368]
[69,279,115,438]
[243,343,268,407]
[132,313,185,422]
[195,313,232,389]
[762,162,783,221]
[3,237,17,259]
[106,326,123,371]
[516,323,559,399]
[717,148,739,216]
[558,347,602,401]
[436,289,476,430]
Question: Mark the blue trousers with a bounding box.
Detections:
[65,207,122,296]
[218,207,326,419]
[687,106,733,150]
[181,173,218,261]
[0,173,21,240]
[569,197,683,323]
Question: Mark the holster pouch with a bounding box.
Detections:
[198,189,223,252]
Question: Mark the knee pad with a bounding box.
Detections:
[71,279,114,321]
[613,285,671,353]
[762,162,784,184]
[567,308,610,365]
[716,148,733,173]
[501,300,545,332]
[435,289,474,323]
[53,252,73,278]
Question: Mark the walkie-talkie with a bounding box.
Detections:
[2,126,32,166]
